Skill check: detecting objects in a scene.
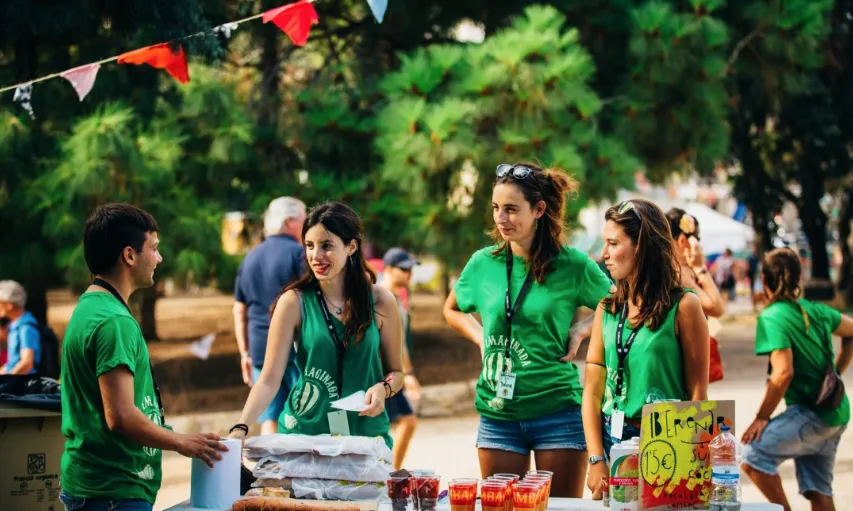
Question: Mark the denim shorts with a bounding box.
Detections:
[477,405,586,455]
[252,365,297,424]
[742,405,846,497]
[602,413,641,461]
[60,491,153,511]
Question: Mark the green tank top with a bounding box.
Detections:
[600,292,690,419]
[279,290,392,448]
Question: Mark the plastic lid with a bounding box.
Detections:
[721,425,731,432]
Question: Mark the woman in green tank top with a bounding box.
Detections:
[230,202,405,449]
[581,199,710,498]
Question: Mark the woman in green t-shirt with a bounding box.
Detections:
[582,199,710,498]
[740,248,853,511]
[229,202,405,449]
[444,163,613,497]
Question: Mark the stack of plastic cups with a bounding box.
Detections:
[525,471,553,510]
[448,479,478,511]
[387,475,411,511]
[490,474,519,511]
[409,470,435,511]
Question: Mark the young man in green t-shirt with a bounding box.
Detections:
[60,203,228,511]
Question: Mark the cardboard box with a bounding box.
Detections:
[0,404,63,511]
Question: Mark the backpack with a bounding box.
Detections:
[20,318,61,380]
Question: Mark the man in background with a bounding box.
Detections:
[0,280,41,375]
[380,247,422,470]
[234,196,307,435]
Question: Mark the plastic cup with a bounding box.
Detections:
[416,475,441,511]
[449,478,478,511]
[387,476,411,511]
[523,474,552,510]
[481,481,508,511]
[409,470,435,511]
[512,483,540,511]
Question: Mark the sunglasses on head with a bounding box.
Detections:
[496,164,534,180]
[618,200,642,221]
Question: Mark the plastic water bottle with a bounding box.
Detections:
[709,425,742,511]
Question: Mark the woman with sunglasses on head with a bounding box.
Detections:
[665,208,726,317]
[443,163,613,497]
[582,199,709,498]
[229,202,404,449]
[740,248,853,511]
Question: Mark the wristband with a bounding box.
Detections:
[382,381,393,399]
[229,423,249,435]
[240,352,250,360]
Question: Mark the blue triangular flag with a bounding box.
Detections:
[366,0,387,23]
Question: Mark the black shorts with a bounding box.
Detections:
[387,390,414,421]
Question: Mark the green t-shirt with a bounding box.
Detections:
[60,292,165,503]
[601,293,689,420]
[280,290,392,448]
[454,245,612,420]
[755,299,849,427]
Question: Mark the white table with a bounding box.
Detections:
[164,497,783,511]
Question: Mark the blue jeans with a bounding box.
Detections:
[251,361,299,423]
[742,405,846,497]
[476,405,586,454]
[60,491,153,511]
[602,413,642,461]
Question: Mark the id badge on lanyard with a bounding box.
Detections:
[499,249,533,401]
[315,284,351,436]
[612,303,640,440]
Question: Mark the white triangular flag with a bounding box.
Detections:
[188,333,216,360]
[213,22,240,39]
[60,64,101,101]
[366,0,387,23]
[13,83,35,119]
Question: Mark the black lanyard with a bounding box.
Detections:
[504,248,533,371]
[313,283,346,398]
[614,303,641,410]
[92,278,165,422]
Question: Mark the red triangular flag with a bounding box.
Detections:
[263,0,319,47]
[117,43,190,84]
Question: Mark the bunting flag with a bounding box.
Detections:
[13,83,35,119]
[117,43,190,84]
[263,0,319,47]
[60,64,101,101]
[366,0,387,23]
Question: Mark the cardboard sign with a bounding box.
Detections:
[639,400,735,510]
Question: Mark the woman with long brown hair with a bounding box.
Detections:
[444,163,613,497]
[741,248,853,511]
[582,199,709,497]
[229,201,404,448]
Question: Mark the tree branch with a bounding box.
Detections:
[722,27,763,76]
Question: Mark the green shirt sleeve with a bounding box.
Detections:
[813,302,843,333]
[92,316,142,377]
[579,255,612,310]
[454,251,481,313]
[755,313,791,355]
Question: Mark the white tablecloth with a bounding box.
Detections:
[164,497,783,511]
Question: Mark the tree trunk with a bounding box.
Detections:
[137,285,159,341]
[798,164,831,281]
[26,283,49,326]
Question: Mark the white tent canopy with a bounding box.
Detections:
[575,198,755,257]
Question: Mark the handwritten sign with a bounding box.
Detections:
[639,400,735,510]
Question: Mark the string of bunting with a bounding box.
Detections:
[1,0,388,119]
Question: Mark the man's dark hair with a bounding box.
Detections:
[84,203,159,275]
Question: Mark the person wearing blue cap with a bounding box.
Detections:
[381,247,422,470]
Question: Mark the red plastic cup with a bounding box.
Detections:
[489,475,518,511]
[512,483,540,511]
[449,478,478,511]
[481,480,508,511]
